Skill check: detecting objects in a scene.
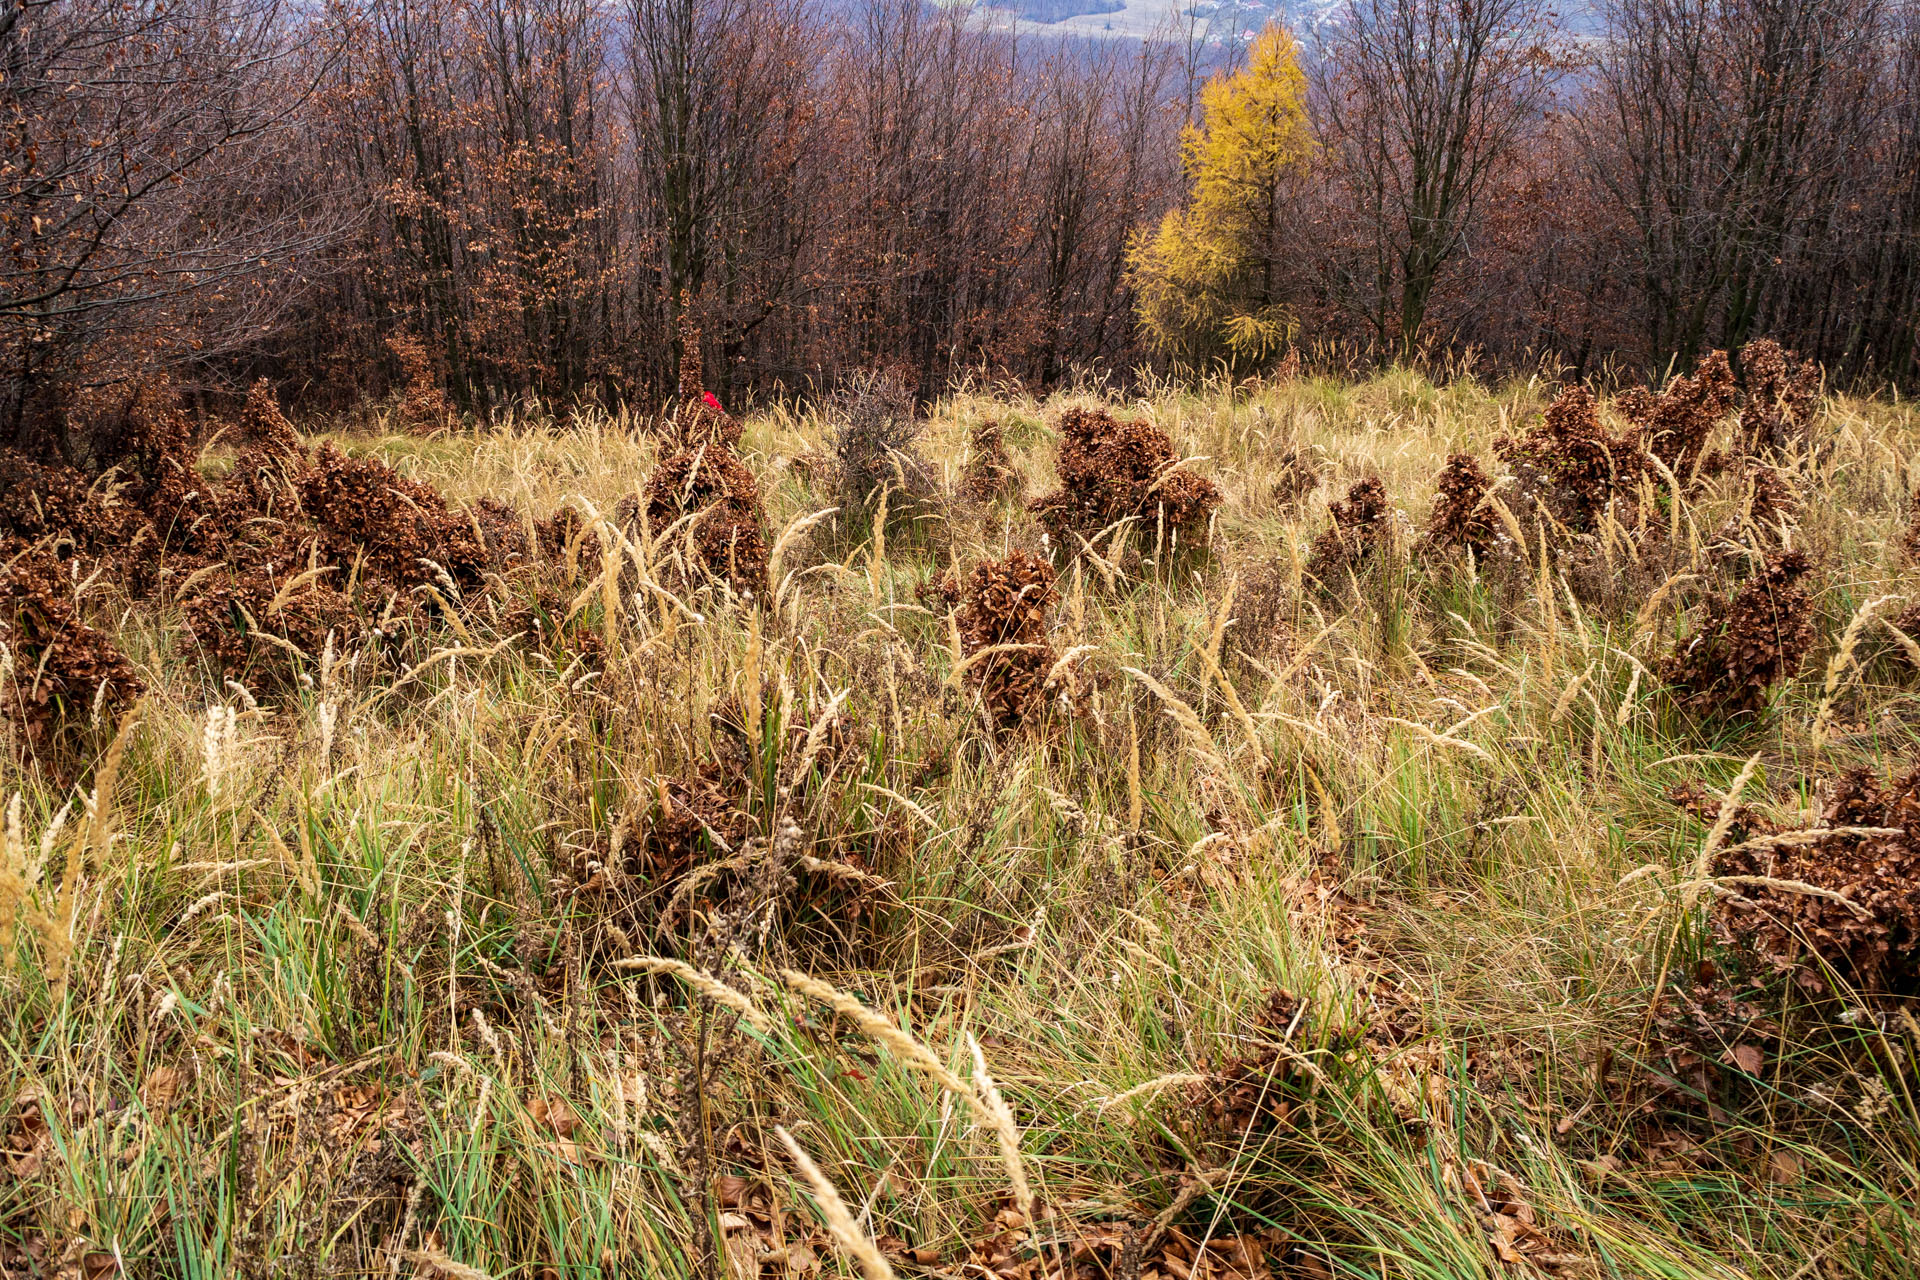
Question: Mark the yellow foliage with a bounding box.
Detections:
[1128,24,1313,369]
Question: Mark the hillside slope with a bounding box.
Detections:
[2,368,1919,1278]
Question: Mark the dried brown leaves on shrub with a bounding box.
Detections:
[0,547,144,748]
[298,443,491,590]
[1715,465,1800,554]
[1737,338,1821,456]
[961,418,1019,503]
[1029,408,1219,548]
[1422,454,1501,560]
[1307,476,1391,584]
[228,378,301,457]
[1678,758,1920,995]
[385,334,452,432]
[181,539,364,680]
[953,550,1058,729]
[662,329,742,450]
[1498,385,1644,531]
[1618,349,1737,476]
[1658,549,1816,715]
[641,443,768,597]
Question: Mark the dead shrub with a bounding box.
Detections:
[183,559,361,683]
[1307,476,1392,584]
[664,328,741,451]
[1422,454,1501,560]
[0,547,144,751]
[952,550,1058,729]
[824,368,930,511]
[495,579,605,670]
[385,334,452,432]
[1028,407,1220,549]
[1498,384,1644,532]
[1618,350,1737,476]
[228,379,301,458]
[1900,493,1920,564]
[1269,444,1322,510]
[960,418,1019,503]
[297,443,491,590]
[1715,465,1800,554]
[0,451,144,567]
[642,762,754,886]
[534,505,601,570]
[1658,549,1816,715]
[1702,757,1920,995]
[218,447,305,523]
[641,444,769,598]
[1737,338,1821,456]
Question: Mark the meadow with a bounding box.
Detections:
[4,360,1920,1280]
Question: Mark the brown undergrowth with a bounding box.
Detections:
[1307,476,1391,585]
[1497,384,1644,532]
[1658,549,1816,715]
[934,550,1060,730]
[1030,408,1219,553]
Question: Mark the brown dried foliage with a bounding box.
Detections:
[229,378,301,458]
[1422,453,1500,559]
[385,334,452,432]
[1028,408,1219,545]
[1703,758,1920,994]
[641,444,769,597]
[182,559,361,679]
[664,328,742,450]
[1498,384,1644,531]
[960,419,1019,503]
[953,550,1058,729]
[1307,476,1391,583]
[0,547,145,748]
[1658,549,1816,715]
[1737,338,1821,456]
[1620,349,1737,476]
[297,443,491,590]
[1714,465,1800,554]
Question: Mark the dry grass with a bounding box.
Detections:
[2,369,1920,1278]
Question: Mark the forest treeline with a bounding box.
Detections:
[3,0,1917,433]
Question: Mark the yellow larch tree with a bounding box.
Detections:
[1128,24,1314,369]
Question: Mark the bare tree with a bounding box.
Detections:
[0,0,343,451]
[1582,0,1888,366]
[1314,0,1554,355]
[622,0,818,390]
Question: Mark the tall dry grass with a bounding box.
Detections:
[2,369,1919,1277]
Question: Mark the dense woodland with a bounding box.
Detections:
[3,0,1918,430]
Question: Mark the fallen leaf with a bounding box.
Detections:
[1767,1149,1804,1184]
[140,1066,185,1113]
